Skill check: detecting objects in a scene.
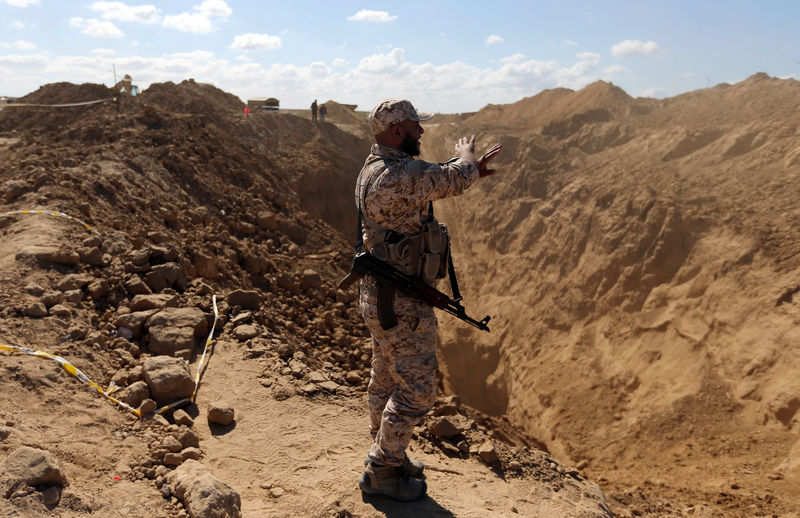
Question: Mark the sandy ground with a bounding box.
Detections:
[2,75,800,517]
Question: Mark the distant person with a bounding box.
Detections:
[311,99,318,122]
[353,99,502,501]
[244,106,250,116]
[319,103,327,123]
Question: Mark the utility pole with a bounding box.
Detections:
[112,64,117,88]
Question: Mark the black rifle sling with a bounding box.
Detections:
[427,200,463,303]
[377,283,398,330]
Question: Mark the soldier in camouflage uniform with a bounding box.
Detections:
[357,99,502,501]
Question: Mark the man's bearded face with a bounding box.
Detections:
[399,131,421,156]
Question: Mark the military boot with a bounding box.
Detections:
[358,462,427,501]
[364,455,425,477]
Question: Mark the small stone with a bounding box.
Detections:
[163,453,183,466]
[207,402,235,426]
[300,269,322,290]
[230,311,252,325]
[24,282,45,296]
[478,440,499,464]
[173,409,194,427]
[63,289,84,303]
[306,371,326,383]
[177,428,199,449]
[41,486,61,506]
[270,487,285,498]
[181,447,202,461]
[346,371,362,384]
[49,304,71,318]
[233,324,259,341]
[319,381,340,392]
[25,302,48,318]
[163,436,183,453]
[227,289,260,310]
[429,417,461,438]
[138,398,157,415]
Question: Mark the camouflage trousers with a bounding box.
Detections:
[359,278,438,467]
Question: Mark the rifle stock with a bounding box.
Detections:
[339,253,491,332]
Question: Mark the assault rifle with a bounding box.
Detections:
[339,252,491,332]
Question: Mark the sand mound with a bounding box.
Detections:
[420,72,800,516]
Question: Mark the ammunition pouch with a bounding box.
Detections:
[368,219,449,287]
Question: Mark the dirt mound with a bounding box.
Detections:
[140,79,244,115]
[17,82,115,104]
[320,100,363,124]
[420,73,800,516]
[0,80,611,517]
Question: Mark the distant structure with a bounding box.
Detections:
[114,74,139,96]
[247,98,280,111]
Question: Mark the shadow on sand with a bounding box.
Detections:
[361,492,455,517]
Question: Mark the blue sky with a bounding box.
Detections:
[1,0,799,112]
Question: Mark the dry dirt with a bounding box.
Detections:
[1,74,799,517]
[1,81,610,517]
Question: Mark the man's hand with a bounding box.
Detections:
[454,135,476,163]
[478,142,503,177]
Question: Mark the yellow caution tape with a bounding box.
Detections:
[0,296,220,419]
[2,210,100,235]
[0,342,142,417]
[3,98,117,108]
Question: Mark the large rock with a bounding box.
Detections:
[15,245,79,266]
[0,446,67,498]
[130,293,178,312]
[146,307,209,358]
[148,307,208,335]
[142,356,194,406]
[148,326,196,359]
[226,290,259,310]
[56,273,93,291]
[116,309,159,338]
[166,460,241,518]
[118,380,150,408]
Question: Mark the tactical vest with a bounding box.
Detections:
[356,157,450,286]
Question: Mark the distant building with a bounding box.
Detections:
[247,98,280,111]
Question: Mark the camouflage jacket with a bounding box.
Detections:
[356,143,479,251]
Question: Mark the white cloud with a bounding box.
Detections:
[230,33,281,51]
[332,58,349,67]
[0,45,607,112]
[89,2,161,24]
[91,48,116,56]
[347,10,397,22]
[236,55,251,62]
[69,17,124,38]
[485,34,504,45]
[0,40,36,50]
[611,39,661,57]
[196,0,231,18]
[576,52,600,63]
[604,65,630,75]
[562,39,578,47]
[9,19,27,29]
[500,53,525,64]
[162,0,230,33]
[162,12,213,34]
[2,0,39,7]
